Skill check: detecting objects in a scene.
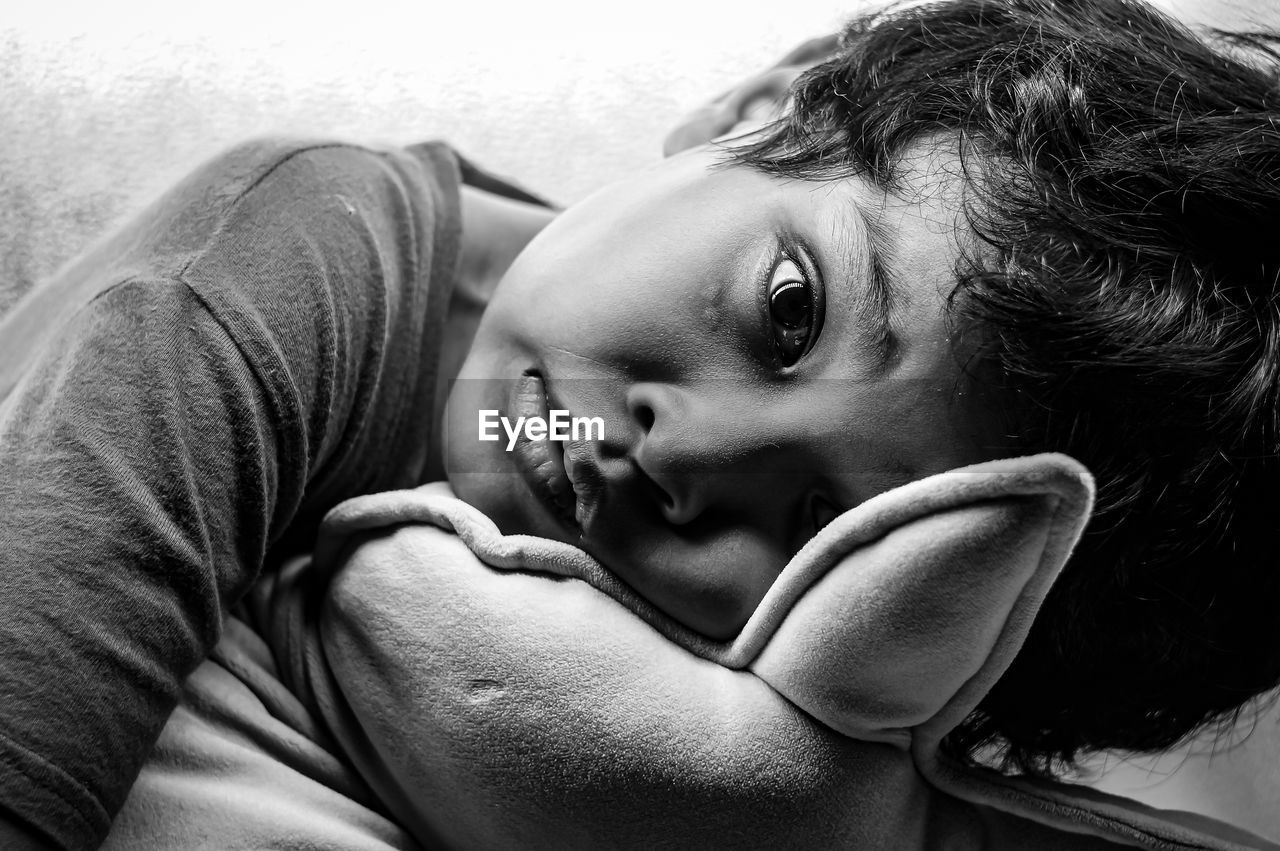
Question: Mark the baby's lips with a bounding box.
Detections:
[514,372,546,420]
[563,441,605,535]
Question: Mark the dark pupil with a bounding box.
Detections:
[770,281,810,329]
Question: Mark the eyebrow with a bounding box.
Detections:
[850,201,898,370]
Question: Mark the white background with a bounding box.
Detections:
[0,0,860,303]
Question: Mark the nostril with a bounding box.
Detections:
[654,478,676,511]
[625,383,698,521]
[634,401,656,433]
[633,458,674,510]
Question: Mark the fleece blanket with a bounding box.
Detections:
[103,453,1277,850]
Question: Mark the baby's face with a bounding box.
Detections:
[445,140,995,640]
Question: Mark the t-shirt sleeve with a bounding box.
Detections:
[0,139,461,850]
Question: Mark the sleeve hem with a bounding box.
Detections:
[0,731,110,851]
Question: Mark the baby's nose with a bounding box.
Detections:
[625,381,802,526]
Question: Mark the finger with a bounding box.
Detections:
[663,67,802,157]
[721,66,801,118]
[661,31,841,158]
[774,33,841,67]
[662,104,736,157]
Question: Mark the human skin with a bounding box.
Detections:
[444,138,1001,641]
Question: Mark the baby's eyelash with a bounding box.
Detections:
[760,238,824,369]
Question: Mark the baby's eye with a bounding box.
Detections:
[767,257,821,366]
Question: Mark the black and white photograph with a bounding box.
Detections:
[2,0,1279,848]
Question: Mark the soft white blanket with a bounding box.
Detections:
[103,453,1277,849]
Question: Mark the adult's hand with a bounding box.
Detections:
[662,34,839,157]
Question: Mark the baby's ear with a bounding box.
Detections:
[738,453,1094,746]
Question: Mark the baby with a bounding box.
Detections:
[1,0,1278,847]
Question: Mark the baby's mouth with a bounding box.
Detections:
[511,371,581,533]
[562,437,603,534]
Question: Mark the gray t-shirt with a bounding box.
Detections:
[0,137,463,850]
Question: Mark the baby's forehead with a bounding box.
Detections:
[824,139,978,306]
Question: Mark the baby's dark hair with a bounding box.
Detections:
[735,0,1280,774]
